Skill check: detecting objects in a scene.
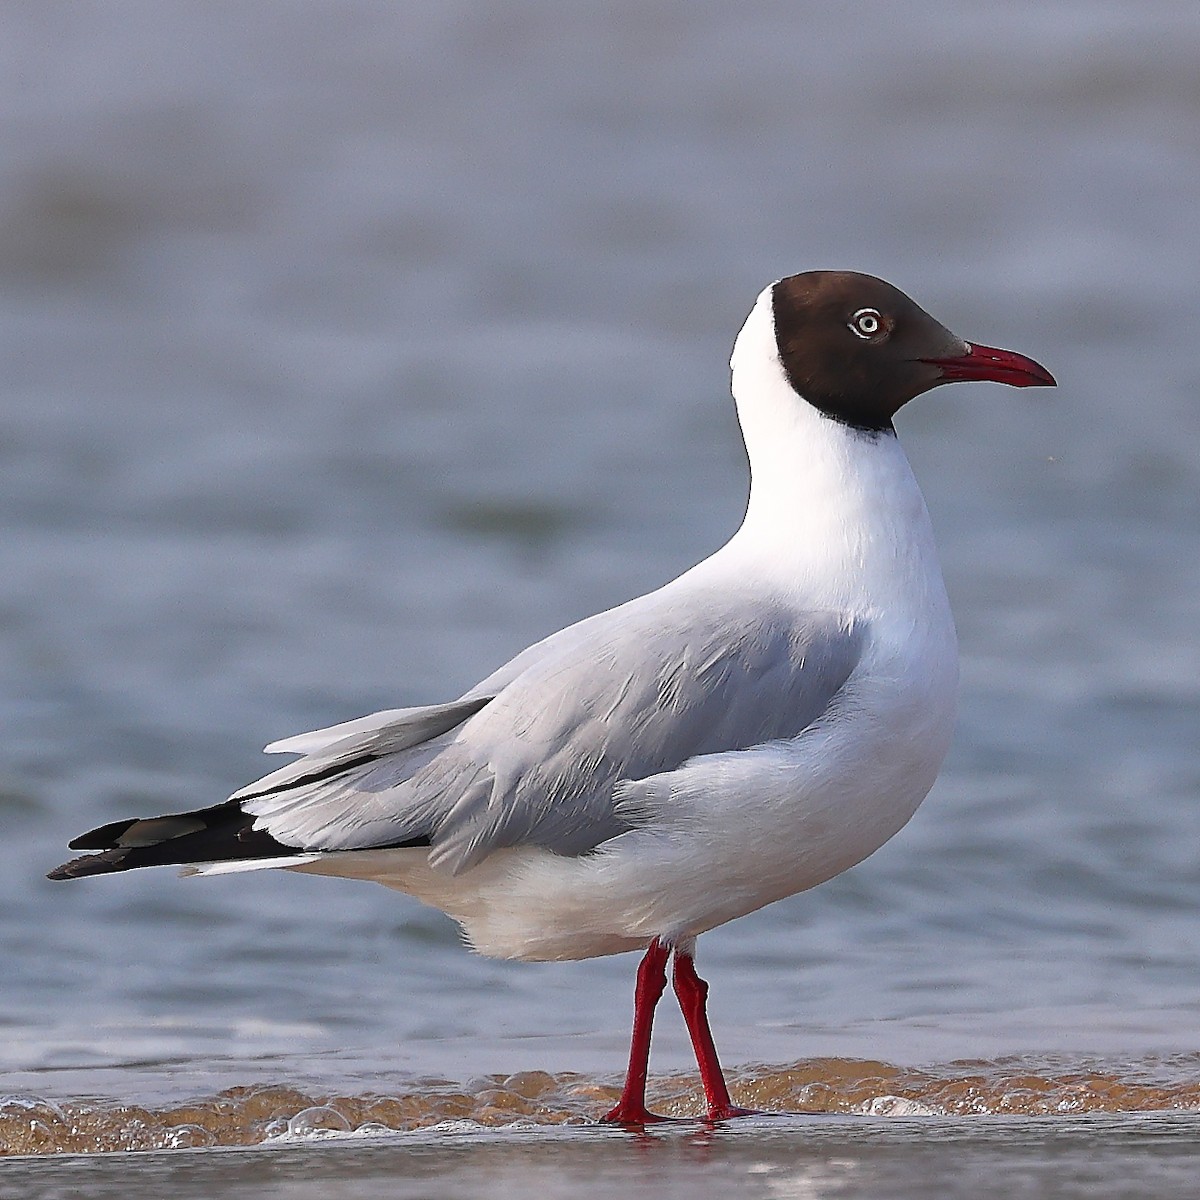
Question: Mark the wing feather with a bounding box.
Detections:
[244,588,866,875]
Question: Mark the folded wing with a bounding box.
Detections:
[50,588,865,881]
[243,590,865,873]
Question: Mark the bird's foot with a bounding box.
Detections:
[704,1103,766,1122]
[601,1100,765,1125]
[599,1101,676,1126]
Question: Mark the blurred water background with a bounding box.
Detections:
[3,1,1200,1194]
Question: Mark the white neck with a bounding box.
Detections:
[703,287,948,617]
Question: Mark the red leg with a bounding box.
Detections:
[601,939,672,1125]
[672,949,759,1121]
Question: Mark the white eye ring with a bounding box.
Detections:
[849,308,883,339]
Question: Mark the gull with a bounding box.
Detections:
[50,271,1055,1124]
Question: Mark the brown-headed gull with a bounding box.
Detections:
[50,272,1054,1124]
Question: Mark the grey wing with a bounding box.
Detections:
[427,597,865,871]
[239,590,865,875]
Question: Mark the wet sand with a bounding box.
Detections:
[6,1110,1200,1200]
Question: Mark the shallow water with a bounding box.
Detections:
[8,1054,1200,1158]
[4,0,1200,1191]
[7,1115,1200,1200]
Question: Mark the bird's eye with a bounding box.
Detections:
[849,308,884,339]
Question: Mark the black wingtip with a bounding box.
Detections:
[47,849,133,881]
[68,817,140,851]
[50,798,305,880]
